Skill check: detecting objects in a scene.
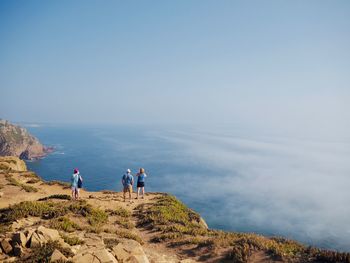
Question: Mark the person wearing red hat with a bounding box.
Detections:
[71,168,83,200]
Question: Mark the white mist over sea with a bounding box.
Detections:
[26,124,350,252]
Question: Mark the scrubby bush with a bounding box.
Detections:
[49,216,81,232]
[115,229,143,244]
[38,194,71,201]
[61,234,85,246]
[106,207,131,218]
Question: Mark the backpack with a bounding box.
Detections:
[78,175,83,188]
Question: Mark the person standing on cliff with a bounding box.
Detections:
[136,168,147,199]
[122,169,134,202]
[71,168,82,200]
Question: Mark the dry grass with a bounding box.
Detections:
[115,229,143,244]
[5,174,38,192]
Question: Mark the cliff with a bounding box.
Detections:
[0,119,51,160]
[0,156,349,263]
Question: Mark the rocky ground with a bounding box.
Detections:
[0,157,350,263]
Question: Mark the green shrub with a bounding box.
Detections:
[61,234,85,246]
[1,201,68,222]
[152,232,181,242]
[137,195,202,227]
[49,216,81,232]
[68,201,108,227]
[107,207,131,218]
[39,194,71,201]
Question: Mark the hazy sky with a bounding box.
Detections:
[1,1,349,131]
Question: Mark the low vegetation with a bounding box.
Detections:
[38,194,72,201]
[5,174,38,192]
[0,200,108,231]
[49,216,81,232]
[137,194,350,263]
[106,207,131,218]
[115,217,134,229]
[115,229,143,244]
[61,234,85,246]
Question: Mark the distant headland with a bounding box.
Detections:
[0,119,53,160]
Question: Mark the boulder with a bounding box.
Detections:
[0,239,12,254]
[144,249,178,263]
[12,232,27,247]
[73,252,95,263]
[12,218,40,231]
[51,249,67,262]
[29,232,44,247]
[112,240,149,263]
[37,226,60,241]
[119,240,144,255]
[112,243,130,262]
[93,248,118,263]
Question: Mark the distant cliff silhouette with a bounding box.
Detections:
[0,119,51,160]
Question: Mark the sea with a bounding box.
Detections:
[25,124,350,252]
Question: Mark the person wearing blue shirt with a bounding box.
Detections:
[136,168,147,199]
[122,169,134,202]
[71,168,83,200]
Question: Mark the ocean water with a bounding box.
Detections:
[25,124,350,252]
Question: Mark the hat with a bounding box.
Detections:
[126,169,131,173]
[74,168,79,174]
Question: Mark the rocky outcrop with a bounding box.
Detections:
[0,225,153,263]
[0,156,27,172]
[0,119,52,160]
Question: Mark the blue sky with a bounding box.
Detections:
[1,1,349,133]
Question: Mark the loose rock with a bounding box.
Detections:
[0,239,13,254]
[93,248,118,263]
[51,249,68,262]
[37,226,60,241]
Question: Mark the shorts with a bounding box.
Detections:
[123,185,132,193]
[137,182,145,188]
[71,186,79,192]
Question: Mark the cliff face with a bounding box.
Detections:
[1,158,350,262]
[0,119,49,160]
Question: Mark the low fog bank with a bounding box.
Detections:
[157,127,350,251]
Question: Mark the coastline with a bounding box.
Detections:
[1,156,350,262]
